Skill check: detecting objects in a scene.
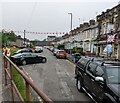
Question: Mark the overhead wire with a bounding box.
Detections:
[25,0,38,31]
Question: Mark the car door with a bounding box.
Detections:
[91,66,105,100]
[84,62,97,94]
[37,56,43,63]
[30,54,40,63]
[24,54,35,64]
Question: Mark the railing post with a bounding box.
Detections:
[10,62,14,102]
[4,56,7,86]
[26,81,30,101]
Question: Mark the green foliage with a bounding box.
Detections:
[57,44,65,50]
[72,46,83,53]
[2,31,17,46]
[0,32,2,43]
[8,31,17,41]
[10,47,20,56]
[11,48,26,100]
[12,68,26,101]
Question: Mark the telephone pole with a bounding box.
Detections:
[24,30,26,47]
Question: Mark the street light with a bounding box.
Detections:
[68,13,73,31]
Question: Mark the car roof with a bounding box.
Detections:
[16,48,30,51]
[81,56,120,67]
[93,60,120,67]
[15,52,35,55]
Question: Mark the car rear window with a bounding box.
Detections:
[58,51,65,53]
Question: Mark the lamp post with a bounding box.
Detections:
[68,13,73,54]
[68,13,73,31]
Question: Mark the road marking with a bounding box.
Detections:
[65,60,75,66]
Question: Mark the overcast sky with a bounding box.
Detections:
[1,0,120,40]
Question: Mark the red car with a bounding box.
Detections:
[56,50,67,59]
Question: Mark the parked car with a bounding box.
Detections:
[33,46,43,53]
[13,48,33,55]
[72,53,81,63]
[53,48,59,56]
[56,50,67,59]
[10,52,47,65]
[75,57,120,103]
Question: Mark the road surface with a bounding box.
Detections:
[22,48,91,102]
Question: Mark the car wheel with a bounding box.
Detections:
[76,77,83,92]
[42,58,46,63]
[22,60,27,65]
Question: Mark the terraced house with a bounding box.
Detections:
[96,3,120,59]
[56,3,120,60]
[56,19,98,54]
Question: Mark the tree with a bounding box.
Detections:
[1,30,17,46]
[8,31,17,41]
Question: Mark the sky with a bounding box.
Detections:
[1,0,120,40]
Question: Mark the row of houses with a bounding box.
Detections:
[55,3,120,59]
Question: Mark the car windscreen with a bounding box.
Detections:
[77,58,89,68]
[16,49,29,53]
[106,67,120,84]
[16,49,22,53]
[12,53,22,57]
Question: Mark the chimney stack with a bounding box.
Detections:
[80,24,84,29]
[89,19,95,25]
[83,22,89,28]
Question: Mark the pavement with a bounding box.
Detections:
[0,49,3,102]
[1,49,12,102]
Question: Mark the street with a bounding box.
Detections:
[22,48,91,102]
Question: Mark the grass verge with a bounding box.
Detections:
[10,47,26,100]
[12,67,26,100]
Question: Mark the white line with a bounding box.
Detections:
[65,60,75,66]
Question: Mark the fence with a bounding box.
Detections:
[3,54,53,103]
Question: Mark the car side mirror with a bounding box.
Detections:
[95,77,104,82]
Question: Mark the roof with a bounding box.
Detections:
[47,36,56,38]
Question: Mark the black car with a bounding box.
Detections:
[13,48,33,55]
[72,53,81,63]
[11,52,47,65]
[75,57,120,103]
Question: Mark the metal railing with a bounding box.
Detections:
[3,54,53,103]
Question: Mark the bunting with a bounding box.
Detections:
[1,29,69,35]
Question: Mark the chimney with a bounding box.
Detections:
[89,19,95,25]
[83,22,89,28]
[80,24,84,29]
